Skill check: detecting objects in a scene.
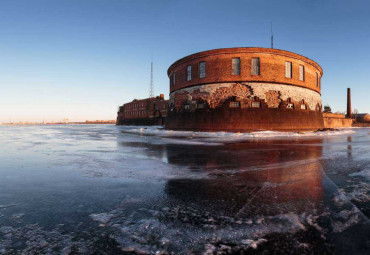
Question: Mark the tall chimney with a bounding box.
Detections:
[347,88,352,119]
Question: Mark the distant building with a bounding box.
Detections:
[117,94,168,126]
[353,113,370,123]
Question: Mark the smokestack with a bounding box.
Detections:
[347,88,352,119]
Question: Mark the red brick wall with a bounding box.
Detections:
[123,99,150,119]
[165,108,324,132]
[168,47,323,94]
[120,97,169,120]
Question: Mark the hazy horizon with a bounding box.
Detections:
[1,0,369,122]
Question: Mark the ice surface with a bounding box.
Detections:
[349,168,370,180]
[87,205,310,253]
[0,125,369,254]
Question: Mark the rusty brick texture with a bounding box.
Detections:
[168,47,323,94]
[166,47,324,131]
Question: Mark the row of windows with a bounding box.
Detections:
[229,101,261,108]
[170,58,321,88]
[231,57,261,76]
[229,101,307,109]
[170,58,261,86]
[126,102,146,110]
[229,101,308,109]
[126,103,167,112]
[185,62,206,81]
[285,62,310,85]
[183,101,308,110]
[125,110,146,116]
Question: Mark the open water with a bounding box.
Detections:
[0,125,369,254]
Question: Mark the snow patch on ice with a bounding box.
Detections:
[349,168,370,180]
[87,201,309,254]
[333,192,349,206]
[0,204,17,210]
[119,126,356,143]
[0,224,73,255]
[90,213,114,224]
[332,208,361,233]
[241,238,267,249]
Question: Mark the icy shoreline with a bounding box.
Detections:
[119,126,356,142]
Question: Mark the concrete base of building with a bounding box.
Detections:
[165,108,324,132]
[117,116,166,126]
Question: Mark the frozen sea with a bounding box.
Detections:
[0,125,369,254]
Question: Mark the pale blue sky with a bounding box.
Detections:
[0,0,369,122]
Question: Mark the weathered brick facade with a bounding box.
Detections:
[117,94,169,126]
[166,47,324,131]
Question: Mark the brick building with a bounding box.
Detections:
[166,47,324,131]
[117,94,168,125]
[353,113,370,123]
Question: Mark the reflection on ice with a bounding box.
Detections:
[0,125,369,254]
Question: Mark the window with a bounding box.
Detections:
[301,104,307,110]
[232,58,240,75]
[199,61,206,78]
[316,73,319,87]
[230,102,240,108]
[197,103,204,109]
[251,57,260,75]
[252,102,260,108]
[184,105,190,110]
[287,103,294,109]
[186,65,192,81]
[285,62,292,78]
[170,73,176,87]
[299,65,305,81]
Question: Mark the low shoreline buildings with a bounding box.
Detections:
[116,94,168,126]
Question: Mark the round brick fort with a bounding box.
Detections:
[166,47,324,132]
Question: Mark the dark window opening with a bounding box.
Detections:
[230,101,240,108]
[232,58,240,75]
[199,62,206,78]
[251,58,260,75]
[251,102,260,108]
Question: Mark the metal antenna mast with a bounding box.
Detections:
[149,57,154,98]
[271,21,274,49]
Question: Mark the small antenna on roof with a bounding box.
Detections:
[271,21,274,49]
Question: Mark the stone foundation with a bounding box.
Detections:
[170,83,322,111]
[166,82,323,132]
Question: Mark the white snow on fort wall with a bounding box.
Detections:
[170,83,322,110]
